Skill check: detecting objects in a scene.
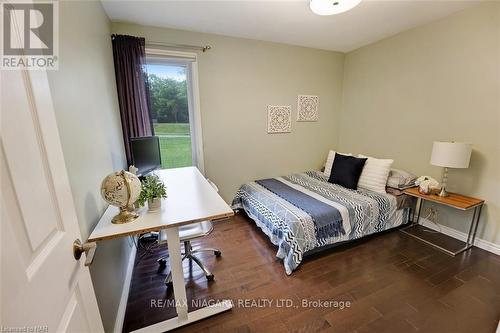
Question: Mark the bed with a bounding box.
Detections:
[232,170,410,275]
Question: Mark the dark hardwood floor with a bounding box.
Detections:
[123,213,500,333]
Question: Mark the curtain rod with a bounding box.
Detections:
[146,41,212,53]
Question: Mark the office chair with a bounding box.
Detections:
[157,179,221,284]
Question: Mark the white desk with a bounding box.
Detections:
[88,167,234,332]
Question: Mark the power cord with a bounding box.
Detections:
[422,208,441,233]
[130,233,160,263]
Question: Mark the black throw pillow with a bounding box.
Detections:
[328,154,367,190]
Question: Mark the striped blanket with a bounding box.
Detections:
[232,171,408,275]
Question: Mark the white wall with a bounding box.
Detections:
[112,23,345,202]
[46,1,131,331]
[339,2,500,244]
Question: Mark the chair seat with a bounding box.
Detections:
[158,220,214,243]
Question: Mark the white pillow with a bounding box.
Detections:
[323,150,352,177]
[357,154,394,193]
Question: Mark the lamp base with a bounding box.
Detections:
[438,186,449,197]
[439,167,450,197]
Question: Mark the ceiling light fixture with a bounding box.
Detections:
[310,0,362,15]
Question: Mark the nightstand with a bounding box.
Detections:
[400,187,484,256]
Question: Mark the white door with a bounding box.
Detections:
[0,29,104,333]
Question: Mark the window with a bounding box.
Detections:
[145,51,203,171]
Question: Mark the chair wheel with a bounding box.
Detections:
[206,274,214,281]
[214,250,221,257]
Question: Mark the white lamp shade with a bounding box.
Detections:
[310,0,362,15]
[430,142,472,168]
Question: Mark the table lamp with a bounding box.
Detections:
[430,141,472,197]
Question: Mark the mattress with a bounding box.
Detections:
[232,171,409,275]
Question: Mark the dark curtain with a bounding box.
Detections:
[111,34,153,166]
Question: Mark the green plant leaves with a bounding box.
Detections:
[136,175,167,207]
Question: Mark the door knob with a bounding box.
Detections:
[73,239,97,266]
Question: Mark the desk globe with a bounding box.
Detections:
[101,170,141,224]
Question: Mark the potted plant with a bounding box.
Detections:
[136,175,167,211]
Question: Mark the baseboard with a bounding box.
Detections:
[113,240,137,333]
[416,217,500,256]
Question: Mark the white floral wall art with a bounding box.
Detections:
[267,105,292,134]
[297,95,319,122]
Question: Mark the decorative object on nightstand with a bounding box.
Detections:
[430,141,472,197]
[414,176,439,195]
[101,170,141,224]
[401,187,484,256]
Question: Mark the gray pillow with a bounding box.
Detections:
[386,168,416,189]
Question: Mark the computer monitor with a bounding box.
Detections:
[130,136,161,176]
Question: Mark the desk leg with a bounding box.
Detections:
[471,205,483,245]
[464,205,483,251]
[401,198,423,233]
[414,198,424,224]
[132,226,232,333]
[465,206,478,248]
[166,226,189,321]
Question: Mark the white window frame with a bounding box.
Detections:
[145,48,205,175]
